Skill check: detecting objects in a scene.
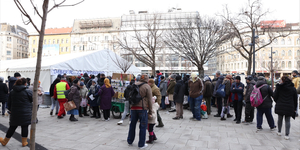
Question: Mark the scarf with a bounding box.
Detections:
[104,78,111,88]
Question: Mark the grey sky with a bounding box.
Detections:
[0,0,299,33]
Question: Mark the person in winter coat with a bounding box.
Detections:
[49,78,60,116]
[146,97,159,144]
[0,78,32,147]
[188,73,204,121]
[0,77,8,116]
[183,75,190,109]
[83,73,90,85]
[274,76,297,140]
[255,76,275,131]
[173,75,185,120]
[211,78,218,107]
[213,71,224,117]
[8,72,21,91]
[26,78,31,89]
[148,79,164,127]
[98,78,115,121]
[230,76,244,124]
[159,76,168,110]
[117,80,134,125]
[220,75,234,120]
[88,80,101,118]
[243,76,256,124]
[167,74,176,112]
[291,70,299,117]
[67,79,81,121]
[203,76,213,115]
[79,82,89,117]
[54,77,70,118]
[97,74,106,87]
[86,75,95,89]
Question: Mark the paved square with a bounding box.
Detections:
[0,106,299,150]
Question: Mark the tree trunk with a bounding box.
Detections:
[151,65,155,76]
[198,65,204,79]
[247,55,252,76]
[30,1,49,149]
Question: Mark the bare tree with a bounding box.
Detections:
[220,0,291,75]
[257,55,281,74]
[118,13,164,75]
[13,0,83,149]
[164,15,229,78]
[109,53,133,73]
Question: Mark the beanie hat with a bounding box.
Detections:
[57,74,62,79]
[246,75,253,81]
[156,70,160,73]
[170,74,176,79]
[235,76,241,80]
[292,70,298,74]
[176,75,181,81]
[14,72,21,77]
[80,82,84,86]
[73,79,79,84]
[80,77,85,80]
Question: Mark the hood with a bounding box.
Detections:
[9,77,17,82]
[277,81,294,89]
[161,78,166,83]
[139,74,149,83]
[83,73,89,77]
[157,73,162,76]
[249,80,256,85]
[13,85,26,92]
[203,76,211,82]
[53,78,61,85]
[218,76,224,81]
[256,77,267,87]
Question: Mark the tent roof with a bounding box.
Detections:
[0,50,141,74]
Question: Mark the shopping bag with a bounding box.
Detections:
[80,98,87,107]
[64,101,76,111]
[165,96,170,105]
[183,95,188,105]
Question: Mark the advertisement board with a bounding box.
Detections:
[42,44,59,57]
[260,20,286,28]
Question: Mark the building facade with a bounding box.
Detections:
[70,18,121,54]
[211,22,300,78]
[29,27,72,58]
[0,23,29,60]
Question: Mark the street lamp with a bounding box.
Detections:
[249,28,259,77]
[269,47,275,90]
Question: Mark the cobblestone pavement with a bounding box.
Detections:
[0,105,299,150]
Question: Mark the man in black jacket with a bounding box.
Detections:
[8,72,21,92]
[243,76,256,124]
[213,71,224,117]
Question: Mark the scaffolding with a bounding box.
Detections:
[79,19,113,29]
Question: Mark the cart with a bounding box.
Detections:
[111,100,125,119]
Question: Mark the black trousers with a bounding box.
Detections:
[217,97,223,115]
[245,102,254,122]
[92,106,100,117]
[79,106,88,116]
[233,100,243,121]
[103,109,110,120]
[6,125,29,138]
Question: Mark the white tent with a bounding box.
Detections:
[0,50,141,91]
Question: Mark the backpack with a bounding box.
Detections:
[250,84,268,107]
[128,83,146,106]
[216,84,226,98]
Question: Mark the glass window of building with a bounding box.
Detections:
[281,61,285,68]
[281,39,285,45]
[297,50,300,56]
[79,46,82,50]
[105,36,108,41]
[274,39,278,44]
[6,58,11,60]
[287,38,292,45]
[281,50,285,56]
[44,40,46,44]
[48,39,50,44]
[66,47,68,52]
[33,40,35,45]
[66,39,68,43]
[288,61,292,68]
[33,48,36,53]
[61,39,64,43]
[73,46,76,51]
[61,47,64,52]
[7,37,11,41]
[57,39,59,44]
[297,38,300,45]
[288,50,292,56]
[53,39,55,44]
[7,51,11,55]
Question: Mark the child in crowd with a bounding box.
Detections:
[146,96,159,144]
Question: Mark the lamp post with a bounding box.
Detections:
[269,47,275,90]
[249,28,258,78]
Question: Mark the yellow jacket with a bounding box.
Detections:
[292,77,300,89]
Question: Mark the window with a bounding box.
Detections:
[33,40,35,45]
[53,39,55,44]
[83,45,85,50]
[48,39,50,44]
[7,37,11,42]
[33,48,36,53]
[281,39,285,45]
[94,37,96,41]
[73,46,76,51]
[274,39,278,44]
[287,38,292,45]
[275,50,278,56]
[66,39,68,43]
[61,39,64,44]
[105,36,108,41]
[6,58,11,60]
[7,51,11,55]
[281,61,285,68]
[281,50,285,56]
[241,62,243,68]
[66,47,68,52]
[79,46,82,50]
[288,61,292,68]
[57,39,59,44]
[237,63,240,69]
[297,38,300,45]
[61,47,64,52]
[288,50,292,56]
[298,50,300,56]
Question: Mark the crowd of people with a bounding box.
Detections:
[0,70,298,148]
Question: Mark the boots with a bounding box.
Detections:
[0,137,10,146]
[146,135,154,144]
[79,107,83,117]
[50,110,53,116]
[69,114,78,121]
[22,137,28,147]
[83,107,89,116]
[153,133,157,140]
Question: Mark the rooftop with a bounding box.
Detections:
[44,27,72,34]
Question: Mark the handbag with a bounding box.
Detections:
[165,96,170,105]
[64,101,76,111]
[80,98,87,107]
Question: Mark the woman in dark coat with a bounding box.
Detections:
[0,77,8,116]
[172,75,185,120]
[0,78,32,147]
[67,79,81,121]
[88,79,101,118]
[98,78,115,121]
[273,76,298,140]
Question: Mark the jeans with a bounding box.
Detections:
[204,97,211,115]
[277,115,291,136]
[121,101,130,120]
[1,102,6,115]
[161,96,166,109]
[189,95,203,120]
[256,107,275,129]
[233,100,243,121]
[6,125,28,138]
[245,102,254,122]
[216,97,223,115]
[50,97,59,114]
[127,110,148,147]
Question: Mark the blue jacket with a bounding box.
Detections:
[155,75,162,87]
[230,82,244,101]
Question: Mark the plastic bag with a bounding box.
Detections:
[80,98,87,107]
[165,96,170,105]
[183,95,188,105]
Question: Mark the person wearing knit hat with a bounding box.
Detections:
[230,75,245,124]
[167,74,177,112]
[188,73,204,121]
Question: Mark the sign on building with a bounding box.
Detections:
[42,44,59,57]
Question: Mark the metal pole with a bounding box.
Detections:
[252,28,255,76]
[271,47,274,90]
